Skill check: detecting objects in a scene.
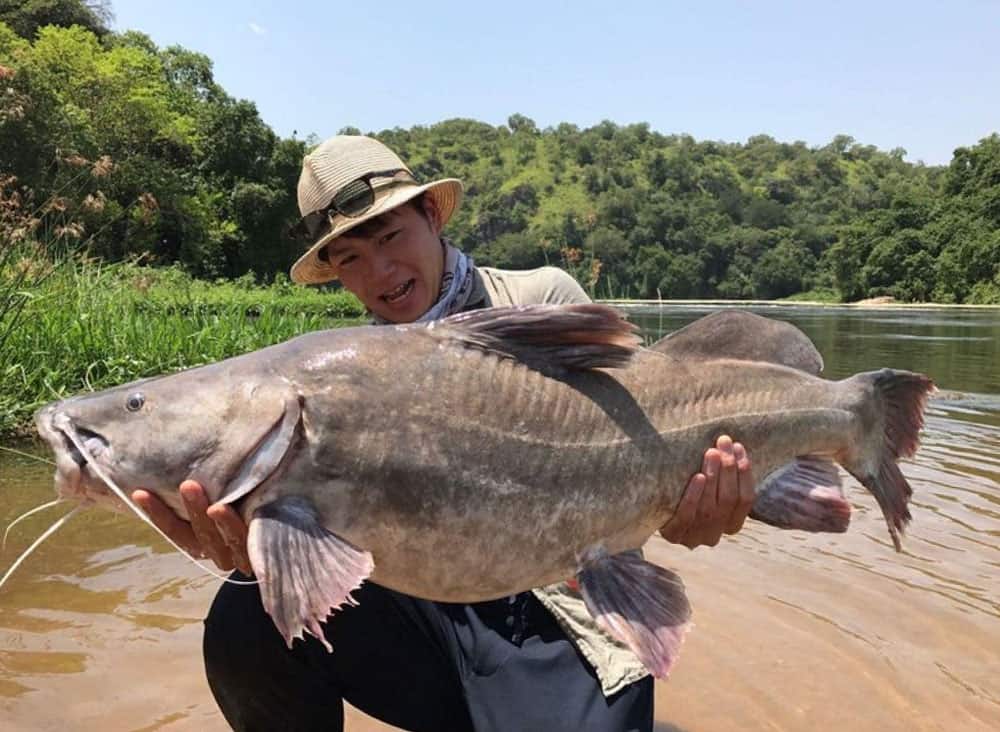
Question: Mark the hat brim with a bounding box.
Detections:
[290,178,463,285]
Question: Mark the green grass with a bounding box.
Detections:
[0,260,365,438]
[779,287,842,303]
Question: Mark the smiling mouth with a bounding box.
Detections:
[381,279,414,304]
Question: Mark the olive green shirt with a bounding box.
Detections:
[476,266,649,697]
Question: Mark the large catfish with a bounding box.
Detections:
[27,304,933,677]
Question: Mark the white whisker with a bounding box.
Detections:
[0,505,82,592]
[53,414,258,587]
[0,445,56,466]
[3,499,66,551]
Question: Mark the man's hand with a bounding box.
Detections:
[660,435,754,549]
[132,481,252,575]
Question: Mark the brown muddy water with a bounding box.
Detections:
[2,304,999,731]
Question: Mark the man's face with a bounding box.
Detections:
[324,201,445,323]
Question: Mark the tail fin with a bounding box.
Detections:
[844,369,935,551]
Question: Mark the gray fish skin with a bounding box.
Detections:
[650,310,851,531]
[256,343,902,601]
[651,309,824,375]
[31,304,933,676]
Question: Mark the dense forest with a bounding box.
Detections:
[1,1,999,303]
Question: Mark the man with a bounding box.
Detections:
[133,135,754,731]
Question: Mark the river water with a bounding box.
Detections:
[1,304,999,731]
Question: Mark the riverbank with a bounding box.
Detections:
[0,262,365,438]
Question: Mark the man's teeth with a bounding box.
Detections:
[384,280,413,302]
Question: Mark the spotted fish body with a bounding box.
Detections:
[32,305,933,677]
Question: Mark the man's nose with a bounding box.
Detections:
[369,249,396,280]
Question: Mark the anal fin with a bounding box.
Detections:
[576,546,691,678]
[247,495,374,652]
[750,455,851,533]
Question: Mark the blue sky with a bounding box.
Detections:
[111,0,999,165]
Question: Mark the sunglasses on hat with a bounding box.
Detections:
[292,168,412,242]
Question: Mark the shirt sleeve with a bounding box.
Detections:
[479,266,592,307]
[531,267,592,306]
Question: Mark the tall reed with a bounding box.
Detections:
[0,260,364,438]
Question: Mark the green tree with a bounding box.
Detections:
[481,231,548,270]
[584,226,631,294]
[0,0,110,39]
[3,21,997,300]
[751,237,814,299]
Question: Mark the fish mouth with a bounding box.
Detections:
[34,408,111,501]
[60,425,108,468]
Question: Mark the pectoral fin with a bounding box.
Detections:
[750,455,851,533]
[576,546,691,678]
[247,495,374,651]
[220,395,302,505]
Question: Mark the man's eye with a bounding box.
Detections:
[338,254,358,267]
[381,230,401,245]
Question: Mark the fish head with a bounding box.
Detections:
[34,363,300,519]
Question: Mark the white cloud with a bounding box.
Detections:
[248,22,266,36]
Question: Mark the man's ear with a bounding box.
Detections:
[420,195,444,235]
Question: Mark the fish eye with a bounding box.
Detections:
[125,392,145,412]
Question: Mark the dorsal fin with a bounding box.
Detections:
[429,303,641,371]
[650,310,824,375]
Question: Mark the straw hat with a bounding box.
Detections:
[290,135,463,284]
